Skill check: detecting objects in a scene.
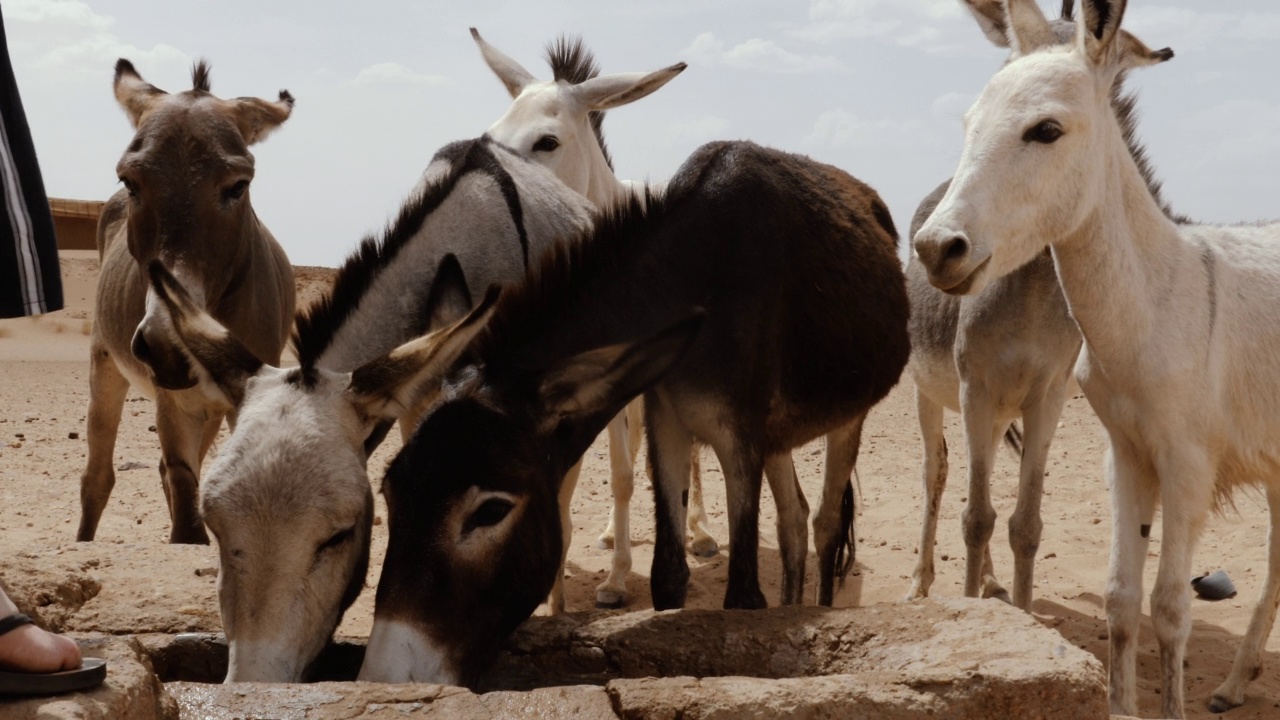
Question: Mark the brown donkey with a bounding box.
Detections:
[76,59,295,544]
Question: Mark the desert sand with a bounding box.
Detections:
[0,250,1277,718]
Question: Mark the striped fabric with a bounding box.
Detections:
[0,7,62,319]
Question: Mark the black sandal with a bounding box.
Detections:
[0,613,107,695]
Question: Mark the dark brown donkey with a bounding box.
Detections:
[76,60,295,544]
[357,140,910,686]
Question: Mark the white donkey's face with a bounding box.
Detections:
[471,28,685,202]
[913,0,1172,296]
[132,259,499,683]
[916,49,1103,295]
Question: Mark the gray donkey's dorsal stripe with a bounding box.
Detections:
[293,136,572,373]
[476,136,530,268]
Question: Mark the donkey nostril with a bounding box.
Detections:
[131,330,152,364]
[942,236,969,262]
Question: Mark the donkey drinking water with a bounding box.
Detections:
[473,29,720,610]
[77,59,295,544]
[131,137,594,682]
[358,140,910,686]
[914,0,1280,715]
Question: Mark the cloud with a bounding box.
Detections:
[793,0,971,52]
[6,0,189,79]
[1176,98,1280,168]
[930,91,974,121]
[1124,7,1280,53]
[682,32,850,74]
[4,0,110,29]
[351,62,448,87]
[802,108,939,153]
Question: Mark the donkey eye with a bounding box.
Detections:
[1023,120,1064,144]
[224,179,250,201]
[119,177,138,197]
[532,135,560,153]
[462,498,515,534]
[317,526,355,554]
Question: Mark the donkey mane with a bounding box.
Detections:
[1111,86,1189,224]
[192,60,212,93]
[473,186,666,372]
[293,138,504,370]
[544,35,613,171]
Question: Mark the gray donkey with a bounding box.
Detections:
[905,0,1182,611]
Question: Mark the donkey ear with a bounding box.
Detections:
[136,261,264,409]
[113,59,167,128]
[574,64,687,112]
[959,0,1012,48]
[1002,0,1057,56]
[424,254,474,332]
[348,286,500,422]
[227,91,295,145]
[471,28,538,98]
[1078,0,1171,70]
[537,311,704,458]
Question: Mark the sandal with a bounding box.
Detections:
[0,614,107,695]
[1191,570,1238,601]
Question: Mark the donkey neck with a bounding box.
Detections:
[1049,123,1186,371]
[579,141,629,208]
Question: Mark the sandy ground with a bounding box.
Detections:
[1,251,1278,719]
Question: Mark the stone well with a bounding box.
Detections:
[1,544,1107,719]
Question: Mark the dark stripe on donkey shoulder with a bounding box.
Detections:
[293,138,512,370]
[474,137,531,270]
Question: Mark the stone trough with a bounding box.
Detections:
[1,544,1107,719]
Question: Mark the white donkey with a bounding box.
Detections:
[471,30,719,610]
[914,0,1280,716]
[906,0,1183,612]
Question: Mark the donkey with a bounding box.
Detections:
[905,0,1183,612]
[914,0,1280,716]
[76,59,295,544]
[130,137,594,682]
[357,140,910,686]
[473,29,718,610]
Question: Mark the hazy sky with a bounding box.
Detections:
[7,0,1279,267]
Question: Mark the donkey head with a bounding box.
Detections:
[472,29,684,205]
[135,258,495,682]
[358,281,703,686]
[116,59,293,380]
[914,0,1172,294]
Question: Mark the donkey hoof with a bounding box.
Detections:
[595,589,626,609]
[1208,693,1241,714]
[987,587,1013,605]
[689,537,719,558]
[595,535,616,551]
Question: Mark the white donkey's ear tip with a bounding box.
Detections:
[470,27,482,40]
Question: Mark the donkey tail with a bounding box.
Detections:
[835,470,858,589]
[1004,421,1024,457]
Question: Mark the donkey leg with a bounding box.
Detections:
[646,391,695,611]
[687,448,719,557]
[710,437,767,611]
[1212,483,1280,712]
[958,388,1000,600]
[764,452,809,606]
[907,390,947,601]
[548,458,583,615]
[1007,387,1067,611]
[154,392,211,544]
[815,413,866,607]
[1105,438,1158,717]
[77,343,130,541]
[1150,445,1214,720]
[595,410,634,608]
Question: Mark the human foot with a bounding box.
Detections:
[0,614,82,674]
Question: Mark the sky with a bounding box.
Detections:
[6,0,1280,267]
